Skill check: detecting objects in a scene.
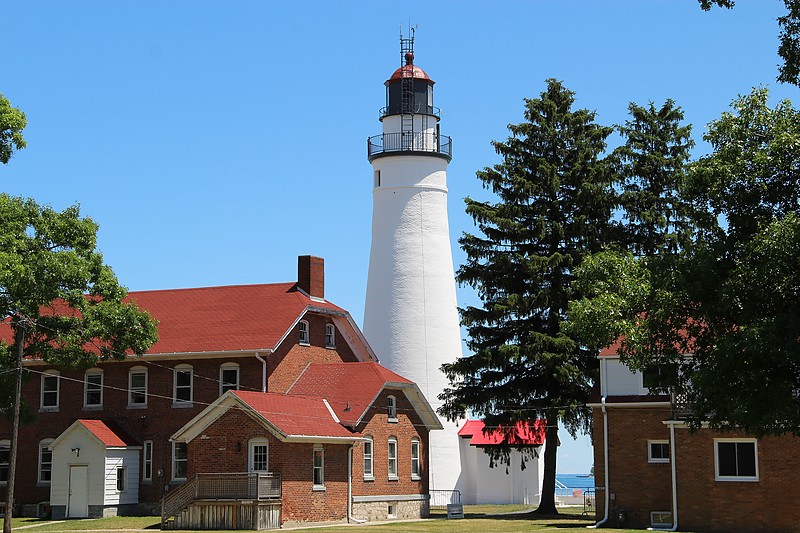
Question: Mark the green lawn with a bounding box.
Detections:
[2,508,693,533]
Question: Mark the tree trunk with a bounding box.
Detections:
[534,419,559,515]
[3,324,24,533]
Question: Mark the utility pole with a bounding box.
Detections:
[4,317,26,533]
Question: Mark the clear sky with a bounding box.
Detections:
[3,0,795,474]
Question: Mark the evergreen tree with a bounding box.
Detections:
[612,100,695,256]
[439,79,613,514]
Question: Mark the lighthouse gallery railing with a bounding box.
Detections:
[367,132,452,159]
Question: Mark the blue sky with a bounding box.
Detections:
[3,1,795,474]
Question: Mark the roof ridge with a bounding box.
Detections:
[127,281,297,296]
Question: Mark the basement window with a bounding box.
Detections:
[650,511,673,529]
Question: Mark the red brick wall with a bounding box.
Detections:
[188,408,349,524]
[593,405,800,533]
[0,312,360,509]
[351,389,429,497]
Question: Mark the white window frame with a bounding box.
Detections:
[38,439,54,485]
[128,366,148,407]
[172,441,188,481]
[648,440,670,463]
[142,440,153,482]
[1,440,10,485]
[248,438,269,473]
[220,362,240,395]
[40,370,60,411]
[363,436,374,480]
[116,466,127,492]
[411,438,421,480]
[387,395,397,422]
[299,320,310,345]
[714,438,759,481]
[650,511,673,529]
[173,364,193,406]
[313,445,325,490]
[325,324,335,348]
[84,369,103,408]
[388,437,398,480]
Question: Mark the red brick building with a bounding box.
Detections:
[0,256,441,527]
[590,348,800,532]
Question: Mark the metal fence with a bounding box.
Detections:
[428,489,461,511]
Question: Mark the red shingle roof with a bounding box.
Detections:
[287,362,412,426]
[457,419,546,446]
[79,419,139,447]
[231,390,355,439]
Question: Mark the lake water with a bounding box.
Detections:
[555,473,595,495]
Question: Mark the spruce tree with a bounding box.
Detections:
[439,79,613,514]
[612,100,695,256]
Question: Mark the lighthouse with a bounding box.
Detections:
[364,31,462,493]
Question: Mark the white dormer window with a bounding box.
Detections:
[387,395,397,421]
[325,324,335,348]
[299,320,310,345]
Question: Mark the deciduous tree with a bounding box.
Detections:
[1,194,158,533]
[0,94,27,165]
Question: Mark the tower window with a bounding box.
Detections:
[374,170,381,187]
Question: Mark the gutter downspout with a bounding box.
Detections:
[348,444,366,524]
[588,395,610,529]
[255,352,267,392]
[667,422,679,531]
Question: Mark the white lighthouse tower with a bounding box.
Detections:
[364,31,462,493]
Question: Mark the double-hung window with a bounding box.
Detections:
[363,436,374,480]
[313,446,325,489]
[220,363,240,395]
[38,439,54,484]
[325,324,335,348]
[41,371,59,411]
[142,441,153,482]
[0,440,10,484]
[172,442,188,481]
[173,365,193,406]
[387,395,397,421]
[116,467,127,492]
[411,438,421,480]
[129,366,148,407]
[715,439,758,481]
[299,320,310,345]
[84,369,103,408]
[388,437,398,480]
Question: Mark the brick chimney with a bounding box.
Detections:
[297,256,324,300]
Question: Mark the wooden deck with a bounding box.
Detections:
[162,473,281,530]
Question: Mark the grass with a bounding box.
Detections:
[3,507,696,533]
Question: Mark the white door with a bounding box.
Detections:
[68,465,89,518]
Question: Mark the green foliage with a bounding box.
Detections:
[0,94,27,164]
[0,194,158,384]
[572,88,800,437]
[611,100,695,256]
[439,79,613,512]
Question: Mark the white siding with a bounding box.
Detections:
[602,358,645,396]
[49,431,106,508]
[104,450,140,505]
[458,441,543,505]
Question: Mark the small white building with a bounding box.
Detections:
[457,420,546,505]
[48,420,141,519]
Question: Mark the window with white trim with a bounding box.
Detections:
[388,437,398,480]
[715,439,758,481]
[387,395,397,421]
[220,363,240,395]
[143,440,153,482]
[172,441,188,480]
[128,366,148,407]
[41,370,59,410]
[313,445,325,489]
[363,436,374,480]
[299,320,309,345]
[84,369,103,408]
[648,440,670,463]
[1,440,10,484]
[249,438,269,472]
[173,365,193,405]
[38,439,54,484]
[325,324,335,348]
[116,467,127,492]
[411,438,421,480]
[650,511,673,529]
